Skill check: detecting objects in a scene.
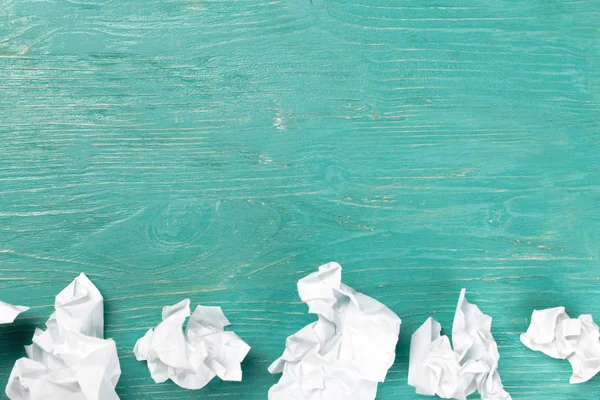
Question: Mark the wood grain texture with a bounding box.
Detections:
[0,0,599,398]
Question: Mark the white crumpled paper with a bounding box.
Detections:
[5,273,121,400]
[408,289,511,400]
[0,301,28,324]
[268,262,402,400]
[133,299,250,390]
[521,306,600,383]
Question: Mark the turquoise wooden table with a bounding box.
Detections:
[1,0,599,398]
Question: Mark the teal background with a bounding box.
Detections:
[0,0,599,398]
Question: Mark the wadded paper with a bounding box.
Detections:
[6,273,121,400]
[408,289,511,400]
[0,301,28,324]
[268,262,402,400]
[521,306,600,383]
[133,299,250,390]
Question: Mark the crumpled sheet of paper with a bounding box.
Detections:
[133,299,251,390]
[5,273,121,400]
[520,306,600,383]
[408,289,511,400]
[268,262,402,400]
[0,301,28,324]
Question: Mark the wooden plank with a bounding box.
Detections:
[0,0,599,398]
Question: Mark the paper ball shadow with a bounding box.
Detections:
[0,321,36,360]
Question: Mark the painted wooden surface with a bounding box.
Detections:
[0,0,599,398]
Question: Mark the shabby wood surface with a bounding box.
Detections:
[0,0,599,398]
